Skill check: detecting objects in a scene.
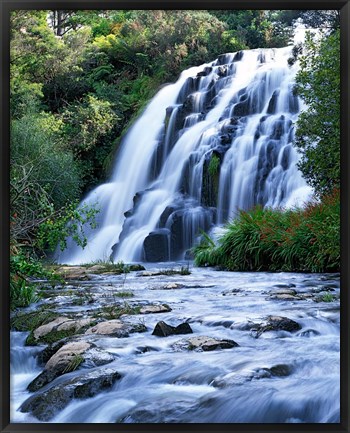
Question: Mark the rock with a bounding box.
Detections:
[152,321,193,337]
[21,368,121,421]
[143,229,170,262]
[85,319,147,337]
[298,329,321,337]
[33,317,70,340]
[137,271,163,277]
[252,315,301,338]
[269,288,297,296]
[269,294,300,301]
[162,283,185,290]
[27,341,115,392]
[266,89,280,114]
[30,317,96,345]
[129,264,146,271]
[173,336,239,352]
[252,364,293,379]
[10,310,59,333]
[55,266,91,281]
[140,305,172,314]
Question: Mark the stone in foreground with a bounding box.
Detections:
[27,341,115,392]
[21,368,121,421]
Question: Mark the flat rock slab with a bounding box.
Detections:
[139,305,172,314]
[268,288,297,296]
[21,368,121,421]
[173,336,239,352]
[33,317,95,341]
[152,321,193,337]
[268,294,301,301]
[85,319,147,337]
[27,341,115,392]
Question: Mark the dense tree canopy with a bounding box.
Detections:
[294,29,340,197]
[9,9,341,307]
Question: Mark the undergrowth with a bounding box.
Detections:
[193,190,339,273]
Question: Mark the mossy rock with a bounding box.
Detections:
[10,310,59,333]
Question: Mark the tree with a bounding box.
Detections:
[293,30,340,196]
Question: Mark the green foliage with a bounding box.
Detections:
[208,154,221,177]
[36,201,100,252]
[96,302,141,320]
[294,30,340,196]
[114,291,134,298]
[194,190,340,273]
[321,293,336,303]
[62,354,84,373]
[10,309,58,332]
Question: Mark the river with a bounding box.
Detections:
[10,264,340,423]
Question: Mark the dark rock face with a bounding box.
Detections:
[21,368,121,421]
[267,90,280,114]
[252,315,302,338]
[152,321,193,337]
[143,229,170,262]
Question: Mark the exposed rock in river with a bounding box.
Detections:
[27,341,115,392]
[152,321,193,337]
[139,304,172,314]
[21,368,121,421]
[85,319,147,337]
[251,315,301,338]
[173,336,239,351]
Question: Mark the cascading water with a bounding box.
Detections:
[57,47,312,265]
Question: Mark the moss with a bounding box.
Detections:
[94,303,142,320]
[114,291,134,298]
[11,310,59,333]
[26,328,77,346]
[208,154,220,177]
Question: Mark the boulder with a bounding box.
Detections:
[252,364,293,379]
[33,317,95,342]
[21,368,121,421]
[85,319,147,337]
[173,336,239,352]
[27,341,115,392]
[152,321,193,337]
[143,229,170,262]
[252,315,301,338]
[139,304,172,314]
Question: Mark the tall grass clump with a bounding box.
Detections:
[193,190,339,273]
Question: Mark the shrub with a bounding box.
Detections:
[193,190,340,273]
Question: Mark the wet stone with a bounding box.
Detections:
[21,368,121,421]
[252,315,301,338]
[173,336,239,352]
[27,341,115,392]
[152,321,193,337]
[85,320,147,337]
[140,304,172,314]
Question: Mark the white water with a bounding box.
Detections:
[57,47,312,265]
[10,267,340,423]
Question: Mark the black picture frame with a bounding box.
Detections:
[1,0,349,431]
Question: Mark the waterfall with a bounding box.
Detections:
[57,47,312,265]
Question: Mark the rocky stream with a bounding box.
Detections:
[10,263,340,423]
